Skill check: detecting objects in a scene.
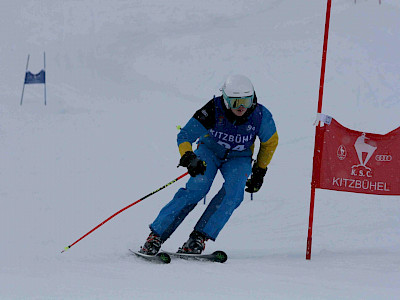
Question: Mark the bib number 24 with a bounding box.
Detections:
[217,141,245,151]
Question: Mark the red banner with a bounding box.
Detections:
[314,118,400,195]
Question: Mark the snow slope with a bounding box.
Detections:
[0,0,399,299]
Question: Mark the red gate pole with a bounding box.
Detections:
[306,0,332,260]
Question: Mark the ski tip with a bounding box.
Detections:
[156,252,171,264]
[212,251,228,263]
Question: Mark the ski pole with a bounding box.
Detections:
[61,172,189,253]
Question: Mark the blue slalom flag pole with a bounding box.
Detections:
[43,52,47,105]
[20,55,30,105]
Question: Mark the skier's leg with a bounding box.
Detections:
[150,146,218,241]
[194,156,251,240]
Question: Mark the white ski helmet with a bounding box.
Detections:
[221,74,255,109]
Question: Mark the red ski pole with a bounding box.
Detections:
[61,172,189,253]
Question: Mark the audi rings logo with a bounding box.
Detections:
[375,154,392,162]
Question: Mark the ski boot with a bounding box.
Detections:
[139,232,163,255]
[177,230,208,254]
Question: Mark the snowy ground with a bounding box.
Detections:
[1,0,399,299]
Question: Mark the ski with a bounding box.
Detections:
[129,249,171,264]
[164,250,228,263]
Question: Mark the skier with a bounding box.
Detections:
[139,74,278,255]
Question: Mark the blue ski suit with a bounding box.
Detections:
[150,95,278,241]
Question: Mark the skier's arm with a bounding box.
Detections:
[177,116,210,177]
[256,132,278,168]
[177,99,216,157]
[246,106,278,193]
[255,106,278,169]
[177,118,209,156]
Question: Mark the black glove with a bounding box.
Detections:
[179,151,207,177]
[245,165,267,193]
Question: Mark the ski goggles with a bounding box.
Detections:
[222,91,254,109]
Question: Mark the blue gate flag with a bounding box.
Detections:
[20,52,47,105]
[24,70,45,84]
